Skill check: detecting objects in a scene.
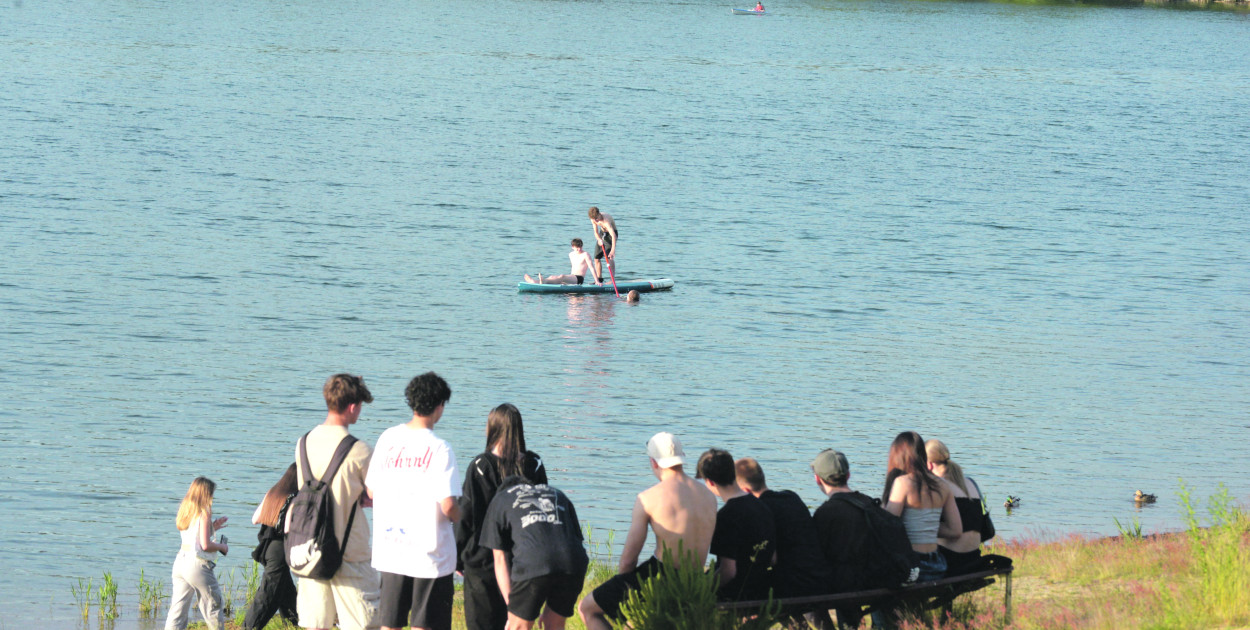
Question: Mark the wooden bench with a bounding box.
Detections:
[717,565,1014,626]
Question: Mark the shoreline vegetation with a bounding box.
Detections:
[933,0,1250,11]
[78,486,1247,629]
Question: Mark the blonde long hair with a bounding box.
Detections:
[925,439,969,495]
[175,477,216,531]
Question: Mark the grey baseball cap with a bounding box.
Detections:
[811,449,849,484]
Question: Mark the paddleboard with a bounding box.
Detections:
[731,8,767,14]
[517,279,675,294]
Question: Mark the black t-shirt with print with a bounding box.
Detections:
[479,483,588,582]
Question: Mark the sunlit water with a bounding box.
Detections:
[2,0,1248,624]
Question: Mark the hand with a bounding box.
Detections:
[213,516,229,530]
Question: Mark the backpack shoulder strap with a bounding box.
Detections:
[298,433,314,486]
[319,435,361,557]
[832,491,873,512]
[319,435,360,484]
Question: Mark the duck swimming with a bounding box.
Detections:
[1134,490,1157,504]
[1003,495,1021,509]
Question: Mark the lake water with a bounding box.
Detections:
[2,0,1248,625]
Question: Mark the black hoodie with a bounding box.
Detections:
[454,450,547,571]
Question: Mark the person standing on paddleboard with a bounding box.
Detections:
[587,206,617,283]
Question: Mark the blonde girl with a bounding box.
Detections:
[926,439,991,575]
[165,477,229,630]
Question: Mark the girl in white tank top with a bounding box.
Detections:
[165,477,230,630]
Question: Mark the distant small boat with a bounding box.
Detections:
[731,8,768,14]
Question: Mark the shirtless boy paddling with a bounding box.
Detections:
[577,432,717,630]
[587,206,617,283]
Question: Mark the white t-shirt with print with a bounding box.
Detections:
[366,424,462,578]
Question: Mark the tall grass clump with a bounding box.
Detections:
[615,544,777,630]
[97,571,119,620]
[244,560,261,608]
[1152,482,1250,628]
[222,567,238,617]
[584,525,618,585]
[138,568,166,618]
[70,577,92,620]
[1112,515,1144,541]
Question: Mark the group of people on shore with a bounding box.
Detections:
[165,372,994,630]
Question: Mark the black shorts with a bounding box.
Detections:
[509,570,587,621]
[378,572,453,630]
[574,275,584,285]
[589,557,662,620]
[593,232,616,260]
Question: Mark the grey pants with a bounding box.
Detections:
[165,554,225,630]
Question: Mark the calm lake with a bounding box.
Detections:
[2,0,1248,625]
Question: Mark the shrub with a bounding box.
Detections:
[1151,482,1250,629]
[615,544,777,630]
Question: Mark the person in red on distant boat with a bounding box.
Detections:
[754,2,764,11]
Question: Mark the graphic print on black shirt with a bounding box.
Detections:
[479,483,588,582]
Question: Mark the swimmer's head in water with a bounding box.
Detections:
[627,290,640,302]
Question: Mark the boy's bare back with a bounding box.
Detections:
[638,472,717,569]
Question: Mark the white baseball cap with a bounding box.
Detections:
[646,432,685,469]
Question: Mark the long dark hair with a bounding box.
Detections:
[486,403,527,478]
[883,431,943,502]
[257,463,299,528]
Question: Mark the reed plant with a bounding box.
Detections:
[244,560,261,608]
[69,576,92,620]
[222,567,237,617]
[137,568,166,618]
[97,571,119,620]
[1112,514,1144,541]
[583,525,619,585]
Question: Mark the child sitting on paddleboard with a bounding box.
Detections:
[755,2,764,11]
[524,239,602,286]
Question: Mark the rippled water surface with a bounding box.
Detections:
[2,0,1249,624]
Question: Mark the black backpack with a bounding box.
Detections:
[831,492,920,588]
[284,433,360,579]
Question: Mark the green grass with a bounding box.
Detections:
[100,488,1250,630]
[951,483,1250,630]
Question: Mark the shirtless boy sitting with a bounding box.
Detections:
[577,432,717,630]
[524,239,601,286]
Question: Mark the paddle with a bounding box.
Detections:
[604,251,620,298]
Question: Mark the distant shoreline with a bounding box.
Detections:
[983,0,1249,10]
